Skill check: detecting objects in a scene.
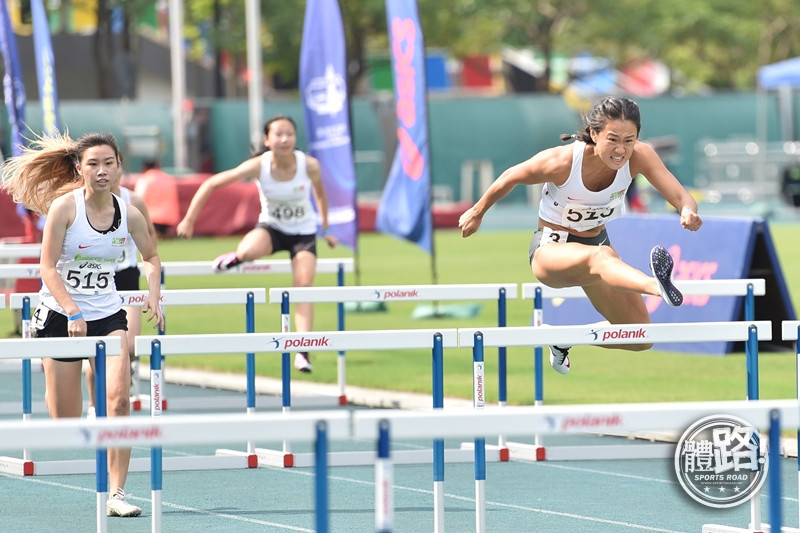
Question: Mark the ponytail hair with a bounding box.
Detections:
[1,131,121,215]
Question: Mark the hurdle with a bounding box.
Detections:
[134,328,508,468]
[459,320,773,461]
[0,335,121,477]
[1,399,794,533]
[701,320,800,533]
[0,242,41,259]
[159,257,353,281]
[2,288,267,417]
[519,279,767,450]
[268,283,516,412]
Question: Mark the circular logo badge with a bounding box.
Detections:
[674,415,768,508]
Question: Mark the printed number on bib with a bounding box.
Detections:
[270,204,306,221]
[561,198,623,231]
[64,269,113,295]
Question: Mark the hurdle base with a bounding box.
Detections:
[0,400,48,416]
[0,456,35,476]
[254,446,508,468]
[459,442,510,462]
[133,393,342,412]
[0,454,256,476]
[214,448,259,468]
[505,440,675,461]
[703,525,799,533]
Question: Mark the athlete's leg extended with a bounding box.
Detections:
[291,250,317,333]
[235,227,274,262]
[532,242,661,296]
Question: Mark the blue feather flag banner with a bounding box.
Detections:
[0,0,27,156]
[376,0,432,253]
[299,0,358,249]
[31,0,60,135]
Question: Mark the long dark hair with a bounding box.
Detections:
[560,96,641,144]
[250,115,298,157]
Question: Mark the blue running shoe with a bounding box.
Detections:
[649,245,682,307]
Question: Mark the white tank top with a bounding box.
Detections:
[256,150,318,235]
[537,141,632,232]
[39,188,128,320]
[115,187,139,271]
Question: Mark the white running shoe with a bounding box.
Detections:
[212,252,240,272]
[549,345,571,374]
[294,352,313,373]
[107,488,142,517]
[86,405,96,419]
[649,245,683,307]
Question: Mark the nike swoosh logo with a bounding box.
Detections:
[567,196,582,201]
[78,245,91,249]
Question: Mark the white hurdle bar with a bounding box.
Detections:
[521,279,767,451]
[523,279,767,406]
[459,321,773,462]
[3,289,267,417]
[133,328,506,468]
[0,258,355,280]
[0,336,121,480]
[0,243,41,259]
[160,257,354,277]
[268,283,516,436]
[702,320,800,533]
[0,400,793,533]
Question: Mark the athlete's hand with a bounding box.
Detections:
[680,208,702,232]
[176,218,194,239]
[142,293,165,332]
[324,233,338,248]
[67,316,87,337]
[458,206,483,238]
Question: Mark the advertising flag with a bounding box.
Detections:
[299,0,358,249]
[376,0,432,253]
[31,0,60,135]
[0,0,26,155]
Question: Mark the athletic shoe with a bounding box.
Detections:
[649,245,683,307]
[294,352,313,373]
[549,345,571,374]
[86,405,96,419]
[107,488,142,517]
[212,252,240,272]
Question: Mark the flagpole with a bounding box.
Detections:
[416,6,438,290]
[338,0,362,287]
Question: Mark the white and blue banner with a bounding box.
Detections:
[376,0,433,253]
[31,0,60,136]
[299,0,358,250]
[0,0,26,156]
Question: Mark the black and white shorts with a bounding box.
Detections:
[35,308,128,362]
[529,227,611,264]
[255,223,317,259]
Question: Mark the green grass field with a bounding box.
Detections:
[3,221,798,406]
